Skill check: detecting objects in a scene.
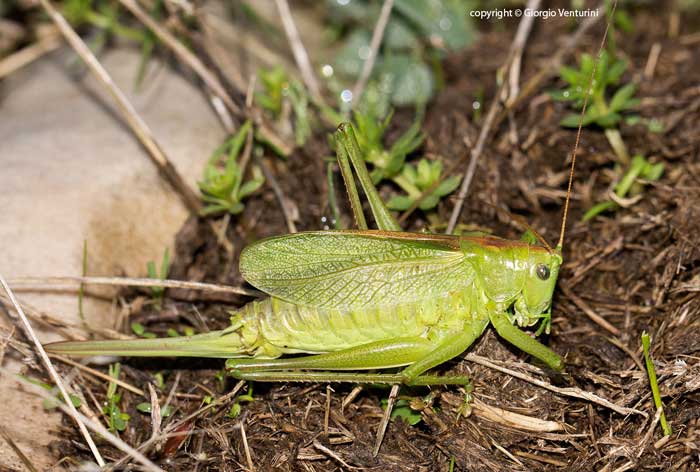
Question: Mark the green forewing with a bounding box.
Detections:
[240,231,474,309]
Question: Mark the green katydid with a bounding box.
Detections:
[45,120,577,385]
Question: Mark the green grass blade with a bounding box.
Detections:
[641,331,672,436]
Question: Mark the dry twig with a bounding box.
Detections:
[274,0,322,101]
[9,275,261,297]
[465,354,646,417]
[373,383,399,456]
[3,368,161,472]
[446,0,540,234]
[39,0,202,215]
[472,397,564,432]
[0,424,39,472]
[0,274,105,466]
[0,29,61,79]
[351,0,394,105]
[561,283,621,336]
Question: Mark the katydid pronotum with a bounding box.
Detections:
[46,121,570,385]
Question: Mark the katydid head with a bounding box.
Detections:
[513,247,563,331]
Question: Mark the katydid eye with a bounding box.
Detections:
[536,264,550,280]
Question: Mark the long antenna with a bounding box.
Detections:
[557,0,618,251]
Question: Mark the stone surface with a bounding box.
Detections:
[0,47,225,469]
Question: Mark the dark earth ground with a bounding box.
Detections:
[47,5,700,471]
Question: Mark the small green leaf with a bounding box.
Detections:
[383,399,422,426]
[609,83,637,112]
[560,113,585,128]
[606,58,627,83]
[381,55,433,106]
[154,372,165,389]
[238,175,264,199]
[595,112,622,128]
[582,200,617,221]
[334,29,371,77]
[559,65,580,85]
[131,322,145,336]
[418,194,440,210]
[384,17,419,50]
[647,118,664,134]
[386,195,414,211]
[434,175,461,197]
[625,115,642,126]
[642,162,664,181]
[549,89,573,101]
[228,403,242,419]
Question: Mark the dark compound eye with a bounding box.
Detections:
[536,264,550,281]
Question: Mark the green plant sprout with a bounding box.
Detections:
[63,0,146,43]
[103,363,130,433]
[641,332,672,436]
[349,104,460,212]
[387,159,461,211]
[552,50,639,164]
[198,121,264,216]
[352,108,423,184]
[256,66,311,146]
[136,401,173,417]
[381,398,422,426]
[154,372,165,390]
[583,154,664,221]
[227,383,255,419]
[131,322,156,339]
[146,246,170,309]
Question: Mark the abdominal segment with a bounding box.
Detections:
[236,288,478,357]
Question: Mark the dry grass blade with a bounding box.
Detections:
[38,0,202,215]
[239,420,255,471]
[2,367,161,472]
[274,0,322,101]
[465,354,646,417]
[561,284,621,336]
[373,383,399,457]
[118,0,240,115]
[0,424,39,472]
[51,354,146,396]
[111,380,247,467]
[9,275,261,297]
[445,0,540,234]
[313,440,356,470]
[256,155,298,233]
[0,274,105,467]
[351,0,394,105]
[472,398,564,432]
[0,29,62,79]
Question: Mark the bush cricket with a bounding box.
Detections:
[44,113,588,386]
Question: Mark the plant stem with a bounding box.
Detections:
[604,128,629,165]
[641,331,672,436]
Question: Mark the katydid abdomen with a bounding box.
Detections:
[45,287,483,360]
[241,288,481,356]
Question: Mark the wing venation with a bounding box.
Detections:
[240,231,473,308]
